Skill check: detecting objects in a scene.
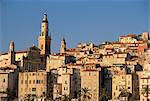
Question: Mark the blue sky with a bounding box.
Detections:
[0,0,149,53]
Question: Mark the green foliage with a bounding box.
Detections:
[80,87,92,101]
[100,87,109,101]
[142,85,150,101]
[119,89,132,97]
[61,95,71,101]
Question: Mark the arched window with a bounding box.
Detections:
[41,44,43,50]
[41,32,44,36]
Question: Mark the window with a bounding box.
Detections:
[42,32,44,36]
[41,45,43,50]
[36,80,39,84]
[25,80,27,84]
[21,80,23,84]
[143,79,145,83]
[89,72,91,76]
[65,81,67,84]
[41,80,43,84]
[36,80,40,84]
[3,79,5,83]
[64,87,68,90]
[32,88,36,91]
[114,92,115,96]
[128,81,130,85]
[29,80,31,84]
[29,88,31,92]
[33,80,35,84]
[32,73,35,76]
[41,58,43,62]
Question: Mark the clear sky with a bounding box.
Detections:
[0,0,149,53]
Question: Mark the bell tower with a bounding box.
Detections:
[38,14,51,55]
[60,37,66,53]
[8,41,15,65]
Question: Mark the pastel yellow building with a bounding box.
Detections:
[18,70,47,101]
[139,71,150,101]
[0,67,18,101]
[46,53,75,71]
[119,34,137,43]
[112,73,132,101]
[50,66,80,100]
[138,52,150,101]
[80,68,101,101]
[111,69,139,101]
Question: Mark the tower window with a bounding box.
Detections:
[32,88,36,91]
[42,32,44,36]
[3,79,5,83]
[41,45,43,50]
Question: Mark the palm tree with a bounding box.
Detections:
[100,87,109,101]
[80,87,92,101]
[55,96,62,101]
[61,94,71,101]
[142,85,150,101]
[24,94,33,101]
[118,89,132,101]
[40,92,48,101]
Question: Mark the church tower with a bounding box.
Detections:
[8,41,15,65]
[38,14,51,55]
[60,37,66,53]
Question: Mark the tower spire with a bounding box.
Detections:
[60,37,66,53]
[38,13,51,55]
[43,13,48,22]
[40,13,49,36]
[9,41,14,52]
[8,41,15,65]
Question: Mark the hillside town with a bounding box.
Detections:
[0,14,150,101]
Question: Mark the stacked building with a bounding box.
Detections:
[0,14,150,101]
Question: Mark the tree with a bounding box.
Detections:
[80,87,92,101]
[100,88,109,101]
[142,85,150,101]
[118,89,132,101]
[61,94,71,101]
[41,92,49,101]
[55,96,62,101]
[24,94,33,101]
